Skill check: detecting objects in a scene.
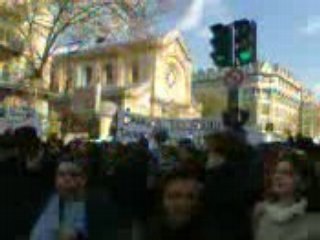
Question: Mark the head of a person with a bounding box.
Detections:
[177,139,195,161]
[55,161,87,200]
[162,145,177,160]
[271,150,308,202]
[153,128,168,144]
[161,171,202,228]
[205,131,249,163]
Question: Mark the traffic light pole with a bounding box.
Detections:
[224,67,249,133]
[227,85,239,111]
[210,19,256,133]
[225,79,241,131]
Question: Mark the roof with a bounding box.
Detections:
[54,30,192,62]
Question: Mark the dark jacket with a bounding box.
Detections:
[0,158,54,240]
[86,189,118,240]
[204,160,257,240]
[146,215,208,240]
[113,156,148,222]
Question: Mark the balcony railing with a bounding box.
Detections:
[0,75,62,100]
[101,81,150,97]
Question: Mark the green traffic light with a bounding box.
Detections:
[234,19,257,66]
[239,51,252,62]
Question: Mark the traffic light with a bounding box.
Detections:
[234,20,257,65]
[210,24,233,67]
[234,19,257,66]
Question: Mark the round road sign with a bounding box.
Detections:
[224,69,244,87]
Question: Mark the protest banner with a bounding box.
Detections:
[115,110,224,143]
[0,106,41,135]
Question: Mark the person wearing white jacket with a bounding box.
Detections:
[254,151,320,240]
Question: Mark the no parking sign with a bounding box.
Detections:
[224,69,245,87]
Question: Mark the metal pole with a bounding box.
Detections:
[227,86,239,111]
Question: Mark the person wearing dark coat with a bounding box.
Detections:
[0,138,54,240]
[204,131,258,240]
[145,171,207,240]
[112,144,149,240]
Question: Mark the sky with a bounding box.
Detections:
[158,0,320,96]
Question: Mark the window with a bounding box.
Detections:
[50,70,58,92]
[77,66,92,88]
[259,122,266,131]
[105,63,115,85]
[131,60,139,84]
[85,66,92,86]
[261,103,270,115]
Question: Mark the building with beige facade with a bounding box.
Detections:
[193,62,319,140]
[242,62,303,138]
[0,2,51,135]
[192,68,227,117]
[301,88,318,138]
[50,31,201,139]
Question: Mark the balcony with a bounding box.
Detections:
[0,73,60,101]
[101,81,151,98]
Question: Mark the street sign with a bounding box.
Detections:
[224,69,245,87]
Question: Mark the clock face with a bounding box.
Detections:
[161,66,177,102]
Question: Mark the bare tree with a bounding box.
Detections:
[1,0,173,82]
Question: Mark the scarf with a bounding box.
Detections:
[264,199,307,223]
[30,194,60,240]
[30,193,87,240]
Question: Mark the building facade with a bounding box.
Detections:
[241,62,303,138]
[0,2,51,135]
[192,68,228,117]
[51,31,201,139]
[193,62,318,140]
[300,89,318,138]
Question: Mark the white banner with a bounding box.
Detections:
[116,110,224,143]
[0,106,41,135]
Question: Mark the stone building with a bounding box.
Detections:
[193,62,318,140]
[51,31,200,139]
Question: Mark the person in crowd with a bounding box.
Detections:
[0,128,55,239]
[45,134,64,162]
[304,147,320,212]
[30,160,118,240]
[148,128,169,173]
[112,143,149,240]
[204,131,259,240]
[159,145,178,173]
[253,151,320,240]
[176,139,205,179]
[146,170,207,240]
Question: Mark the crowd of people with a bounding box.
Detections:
[1,126,320,240]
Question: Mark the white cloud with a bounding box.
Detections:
[176,0,232,35]
[198,27,211,39]
[176,0,205,31]
[205,0,233,23]
[301,16,320,35]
